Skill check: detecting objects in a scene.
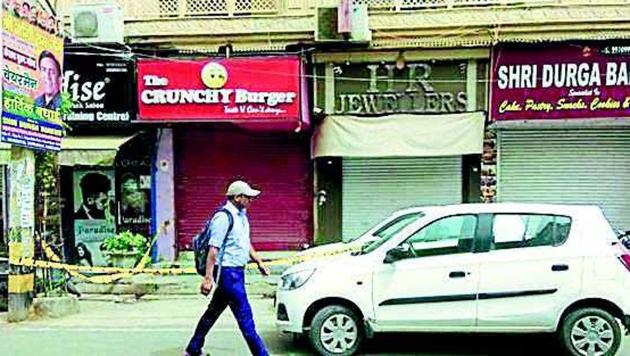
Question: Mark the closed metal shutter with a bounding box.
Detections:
[175,129,312,251]
[342,157,463,240]
[497,129,630,231]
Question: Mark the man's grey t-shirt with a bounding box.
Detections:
[208,201,250,267]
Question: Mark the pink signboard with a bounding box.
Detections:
[491,44,630,120]
[137,56,308,129]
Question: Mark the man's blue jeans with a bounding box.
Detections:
[186,267,269,356]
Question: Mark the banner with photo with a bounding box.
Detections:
[73,169,116,267]
[118,168,151,236]
[1,0,65,151]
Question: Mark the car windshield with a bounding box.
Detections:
[347,211,424,243]
[355,212,424,254]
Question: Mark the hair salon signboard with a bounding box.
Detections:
[63,53,134,126]
[137,56,308,129]
[491,44,630,120]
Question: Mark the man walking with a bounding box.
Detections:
[185,180,270,356]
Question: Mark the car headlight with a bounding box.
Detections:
[280,269,315,291]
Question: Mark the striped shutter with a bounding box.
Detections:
[342,157,463,240]
[175,128,312,251]
[497,129,630,231]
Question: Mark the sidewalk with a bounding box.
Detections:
[73,273,279,298]
[73,250,295,297]
[0,295,303,356]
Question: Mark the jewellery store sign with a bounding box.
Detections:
[324,61,469,115]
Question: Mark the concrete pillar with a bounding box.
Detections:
[7,147,35,322]
[153,128,176,262]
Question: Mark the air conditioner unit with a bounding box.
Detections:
[315,3,371,44]
[71,3,124,44]
[315,7,345,42]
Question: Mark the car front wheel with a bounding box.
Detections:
[309,305,364,356]
[560,307,622,356]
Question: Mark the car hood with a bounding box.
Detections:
[284,249,372,276]
[296,241,362,258]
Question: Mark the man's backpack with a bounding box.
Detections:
[193,208,234,277]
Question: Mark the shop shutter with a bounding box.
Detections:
[497,129,630,231]
[175,129,312,251]
[342,157,462,240]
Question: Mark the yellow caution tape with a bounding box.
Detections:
[16,222,361,285]
[14,245,359,275]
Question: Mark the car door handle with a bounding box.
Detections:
[449,271,468,278]
[552,264,569,272]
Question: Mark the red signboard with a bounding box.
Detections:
[491,44,630,120]
[137,57,304,123]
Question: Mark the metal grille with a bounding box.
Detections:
[342,157,463,240]
[158,0,179,16]
[353,0,396,9]
[234,0,279,13]
[497,129,630,231]
[132,0,179,18]
[401,0,447,8]
[175,129,312,251]
[185,0,228,15]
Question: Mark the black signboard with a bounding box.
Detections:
[62,53,134,125]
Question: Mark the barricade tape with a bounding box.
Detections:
[12,233,361,285]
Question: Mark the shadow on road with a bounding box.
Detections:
[290,332,564,355]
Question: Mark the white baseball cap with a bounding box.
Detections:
[226,180,261,197]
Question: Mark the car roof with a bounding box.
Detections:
[390,203,601,217]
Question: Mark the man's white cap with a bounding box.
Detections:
[226,180,261,197]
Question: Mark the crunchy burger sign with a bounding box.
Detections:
[137,57,303,122]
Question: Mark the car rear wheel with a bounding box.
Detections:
[309,305,363,356]
[560,308,621,356]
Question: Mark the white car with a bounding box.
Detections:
[276,203,630,356]
[297,207,425,259]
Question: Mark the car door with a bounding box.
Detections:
[476,213,582,329]
[372,214,481,331]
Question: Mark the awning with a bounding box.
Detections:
[59,135,138,166]
[312,112,485,158]
[0,142,11,165]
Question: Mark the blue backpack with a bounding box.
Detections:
[193,208,234,277]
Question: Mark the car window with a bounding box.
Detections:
[373,212,424,239]
[491,214,572,250]
[403,215,478,258]
[348,212,424,242]
[358,212,425,254]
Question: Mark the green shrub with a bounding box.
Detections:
[101,231,148,255]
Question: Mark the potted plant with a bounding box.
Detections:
[101,231,148,268]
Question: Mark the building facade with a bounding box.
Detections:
[54,0,630,260]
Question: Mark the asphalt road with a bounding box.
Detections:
[0,296,628,356]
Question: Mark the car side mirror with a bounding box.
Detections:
[384,244,410,264]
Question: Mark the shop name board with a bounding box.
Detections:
[140,75,296,114]
[492,45,630,120]
[333,62,468,115]
[137,57,303,122]
[63,54,134,124]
